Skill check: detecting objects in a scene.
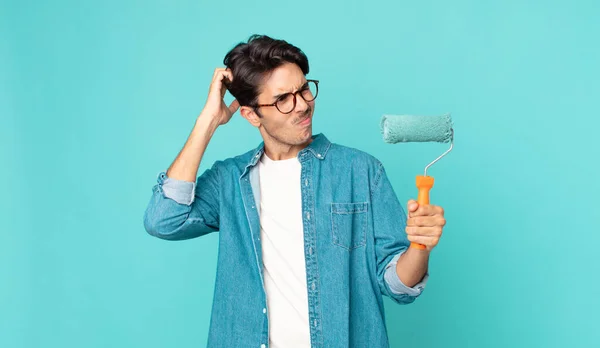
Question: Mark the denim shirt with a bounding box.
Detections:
[143,133,428,348]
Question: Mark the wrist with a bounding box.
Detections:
[403,246,431,262]
[196,112,221,133]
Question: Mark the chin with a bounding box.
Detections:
[298,127,313,143]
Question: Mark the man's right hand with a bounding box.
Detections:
[201,68,240,126]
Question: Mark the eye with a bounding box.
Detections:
[278,93,294,102]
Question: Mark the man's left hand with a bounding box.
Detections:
[405,199,446,252]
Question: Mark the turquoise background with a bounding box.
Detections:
[2,0,599,347]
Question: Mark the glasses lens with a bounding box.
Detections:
[276,81,318,114]
[302,80,318,102]
[276,94,295,113]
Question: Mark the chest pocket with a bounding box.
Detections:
[331,202,368,250]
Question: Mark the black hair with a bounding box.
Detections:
[223,34,310,108]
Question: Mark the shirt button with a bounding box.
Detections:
[306,212,310,220]
[261,345,266,348]
[309,247,313,255]
[314,319,318,327]
[305,179,308,186]
[263,308,266,314]
[311,282,316,290]
[317,154,322,158]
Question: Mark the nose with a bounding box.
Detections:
[294,93,309,113]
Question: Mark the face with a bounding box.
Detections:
[241,62,316,147]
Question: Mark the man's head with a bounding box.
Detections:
[223,35,317,148]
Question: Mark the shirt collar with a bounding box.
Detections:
[247,133,331,167]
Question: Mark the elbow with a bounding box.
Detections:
[144,208,175,240]
[143,213,188,241]
[142,185,217,241]
[142,194,188,240]
[143,209,160,238]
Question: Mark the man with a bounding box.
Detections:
[143,34,446,348]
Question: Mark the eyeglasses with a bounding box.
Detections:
[253,79,319,114]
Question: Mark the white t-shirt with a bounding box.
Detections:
[258,153,311,348]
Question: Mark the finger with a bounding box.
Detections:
[210,69,230,88]
[406,235,440,248]
[406,216,446,227]
[222,69,233,84]
[210,70,231,95]
[228,99,240,114]
[410,204,445,217]
[212,67,227,80]
[219,71,234,98]
[405,225,443,237]
[407,199,418,213]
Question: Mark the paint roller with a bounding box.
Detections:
[380,113,454,250]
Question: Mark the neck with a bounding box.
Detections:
[260,131,313,160]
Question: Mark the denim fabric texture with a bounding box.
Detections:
[143,133,428,348]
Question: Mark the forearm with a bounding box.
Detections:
[395,247,430,288]
[166,114,220,182]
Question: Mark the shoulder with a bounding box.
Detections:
[210,147,256,173]
[327,142,383,169]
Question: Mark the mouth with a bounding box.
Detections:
[298,117,311,126]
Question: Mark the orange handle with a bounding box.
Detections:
[411,175,435,250]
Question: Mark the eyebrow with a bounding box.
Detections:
[271,81,309,102]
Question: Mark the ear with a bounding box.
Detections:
[240,106,262,127]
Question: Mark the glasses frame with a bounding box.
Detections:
[253,79,319,114]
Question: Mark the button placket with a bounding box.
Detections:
[300,153,322,345]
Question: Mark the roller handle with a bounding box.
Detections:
[411,175,435,250]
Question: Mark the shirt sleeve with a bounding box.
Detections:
[371,160,428,304]
[161,174,196,205]
[143,165,220,240]
[384,251,429,297]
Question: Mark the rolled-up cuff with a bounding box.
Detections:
[384,251,429,297]
[157,172,195,205]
